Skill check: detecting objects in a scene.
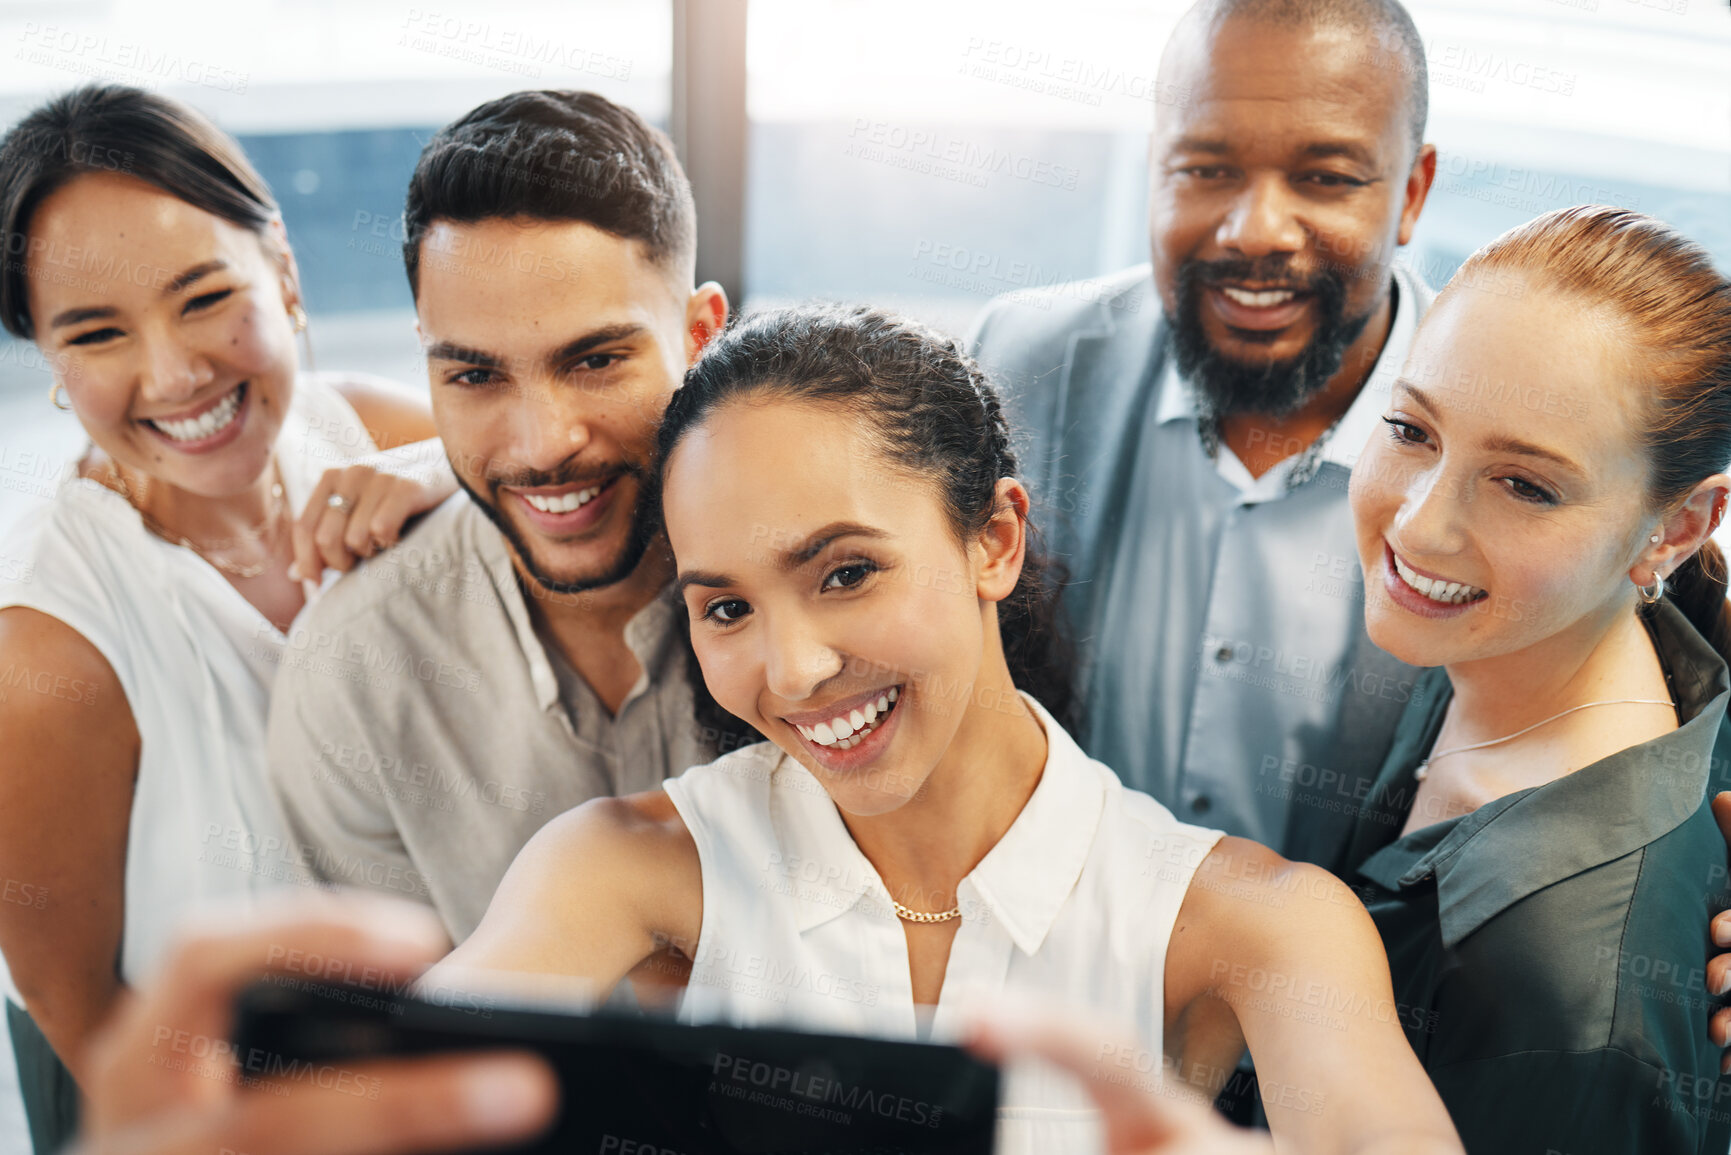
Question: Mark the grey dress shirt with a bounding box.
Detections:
[266,495,715,943]
[969,262,1431,864]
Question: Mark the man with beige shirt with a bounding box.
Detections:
[266,89,740,945]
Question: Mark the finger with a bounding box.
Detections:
[1715,1005,1731,1052]
[88,895,450,1112]
[1712,792,1731,855]
[343,479,393,557]
[292,470,341,582]
[963,999,1197,1150]
[207,1052,556,1155]
[1711,954,1731,1009]
[313,467,370,574]
[363,483,425,554]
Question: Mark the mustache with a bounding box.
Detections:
[483,459,643,490]
[1183,255,1338,295]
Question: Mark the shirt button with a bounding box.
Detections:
[1214,644,1234,663]
[1191,794,1212,815]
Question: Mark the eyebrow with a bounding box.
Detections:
[1395,381,1584,474]
[165,259,227,295]
[424,322,649,374]
[675,522,891,596]
[1168,136,1231,155]
[1298,141,1377,167]
[49,258,229,329]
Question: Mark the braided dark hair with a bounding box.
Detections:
[654,304,1078,740]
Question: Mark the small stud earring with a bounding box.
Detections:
[289,304,309,334]
[1650,533,1661,544]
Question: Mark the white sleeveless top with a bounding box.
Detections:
[0,374,378,985]
[662,694,1225,1154]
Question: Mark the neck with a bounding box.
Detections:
[517,537,676,652]
[1441,602,1663,745]
[1220,278,1395,479]
[110,453,281,542]
[843,654,1048,908]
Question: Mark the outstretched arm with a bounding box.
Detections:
[1165,837,1462,1155]
[424,792,701,1003]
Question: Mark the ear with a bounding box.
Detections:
[1634,474,1731,587]
[1395,143,1437,247]
[684,281,729,366]
[260,218,305,316]
[975,478,1031,604]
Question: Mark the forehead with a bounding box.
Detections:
[1403,283,1644,460]
[26,171,259,305]
[663,399,936,563]
[1157,17,1407,154]
[415,217,677,348]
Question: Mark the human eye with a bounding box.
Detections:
[183,288,233,314]
[701,596,751,625]
[444,367,499,388]
[575,352,621,371]
[1381,416,1430,446]
[1177,164,1234,181]
[821,559,880,592]
[1299,171,1369,189]
[66,326,123,347]
[1499,475,1558,506]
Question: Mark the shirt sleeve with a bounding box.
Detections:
[264,630,441,922]
[1429,1047,1720,1155]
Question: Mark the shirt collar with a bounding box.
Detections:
[770,693,1106,956]
[1357,599,1730,949]
[1154,260,1430,472]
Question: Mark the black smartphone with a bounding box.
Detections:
[231,975,1000,1154]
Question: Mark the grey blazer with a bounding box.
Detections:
[969,263,1427,865]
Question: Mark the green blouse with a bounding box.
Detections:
[1337,600,1731,1155]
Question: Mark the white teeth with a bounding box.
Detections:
[1221,286,1296,308]
[523,485,602,513]
[1392,552,1484,605]
[795,688,901,752]
[148,386,242,442]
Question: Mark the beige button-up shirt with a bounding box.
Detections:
[266,495,714,943]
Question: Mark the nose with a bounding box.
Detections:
[1391,463,1471,562]
[510,375,594,473]
[138,331,215,406]
[1216,173,1306,261]
[761,609,844,706]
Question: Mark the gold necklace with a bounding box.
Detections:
[101,459,287,579]
[892,897,962,924]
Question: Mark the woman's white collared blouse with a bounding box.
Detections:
[663,693,1225,1153]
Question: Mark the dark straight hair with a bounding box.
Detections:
[652,304,1080,738]
[0,83,278,340]
[401,89,695,297]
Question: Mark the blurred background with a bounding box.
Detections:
[0,0,1726,1139]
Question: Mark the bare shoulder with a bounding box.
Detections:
[0,606,135,748]
[1169,837,1374,1002]
[323,372,435,449]
[448,788,700,980]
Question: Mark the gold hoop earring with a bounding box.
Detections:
[48,381,71,411]
[1637,571,1666,605]
[290,304,309,334]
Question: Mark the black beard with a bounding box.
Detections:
[1168,255,1376,421]
[451,461,659,596]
